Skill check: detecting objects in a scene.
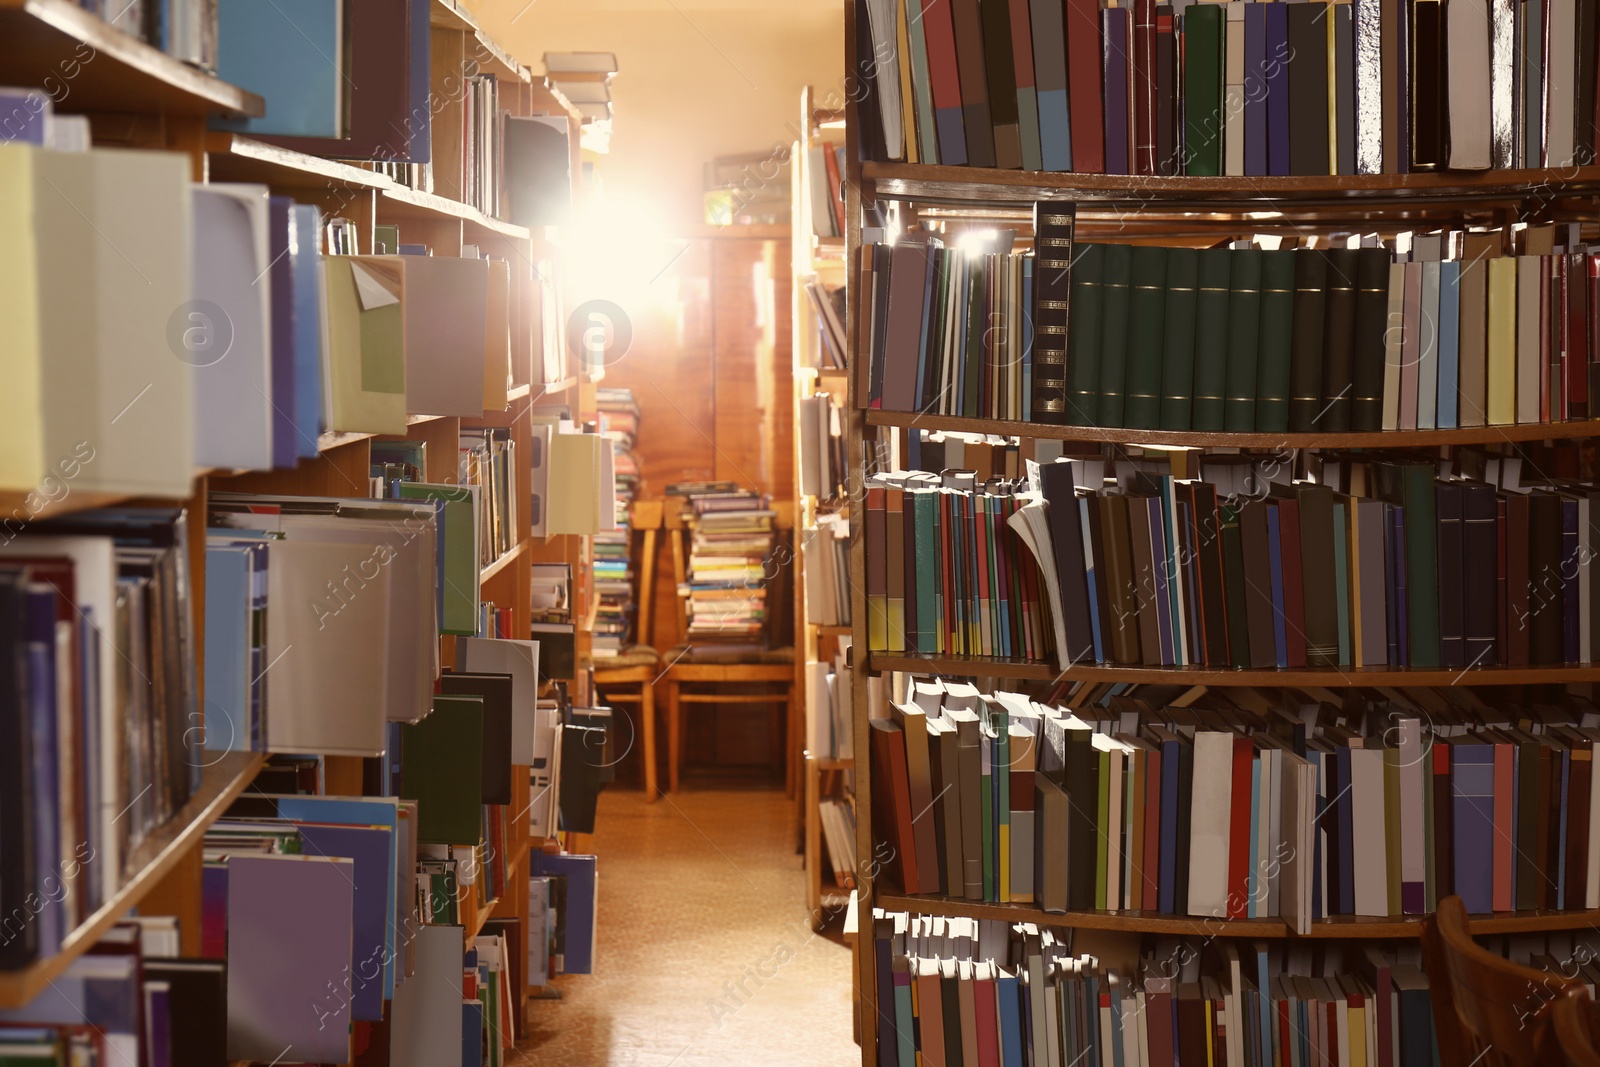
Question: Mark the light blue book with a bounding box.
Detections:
[291,204,326,459]
[214,0,344,137]
[203,545,254,752]
[1437,260,1461,428]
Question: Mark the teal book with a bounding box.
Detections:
[1124,246,1170,429]
[1098,244,1134,426]
[214,0,344,137]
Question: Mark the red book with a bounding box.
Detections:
[974,968,1000,1066]
[1271,496,1309,667]
[1226,736,1254,918]
[1143,746,1163,911]
[1065,0,1106,171]
[821,147,845,237]
[869,718,922,894]
[1492,738,1515,911]
[1131,0,1158,174]
[1541,255,1554,423]
[921,0,966,149]
[1145,983,1176,1066]
[1568,252,1589,419]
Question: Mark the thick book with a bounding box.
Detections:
[1183,3,1225,175]
[1221,248,1263,432]
[1159,247,1201,430]
[1067,0,1107,171]
[399,694,485,845]
[1285,3,1331,175]
[869,717,922,894]
[1065,242,1104,425]
[1097,243,1134,425]
[1190,247,1233,432]
[951,0,998,167]
[1320,248,1359,431]
[1255,249,1296,432]
[1123,245,1170,428]
[1351,247,1393,430]
[1287,249,1329,432]
[1031,205,1075,423]
[980,0,1025,167]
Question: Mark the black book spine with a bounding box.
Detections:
[1435,483,1465,667]
[0,573,36,969]
[1461,483,1499,666]
[1320,248,1359,432]
[1032,204,1076,424]
[979,0,1024,167]
[1351,247,1393,431]
[1288,249,1329,432]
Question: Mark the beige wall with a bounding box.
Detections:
[468,0,844,232]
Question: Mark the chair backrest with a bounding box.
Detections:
[1554,986,1600,1067]
[1422,895,1577,1066]
[629,498,663,648]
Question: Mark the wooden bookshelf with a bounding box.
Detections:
[0,0,263,117]
[866,652,1600,686]
[0,751,266,1008]
[865,408,1600,447]
[874,891,1600,940]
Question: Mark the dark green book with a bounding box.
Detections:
[1183,3,1225,175]
[1190,247,1232,431]
[1287,249,1329,432]
[400,694,485,845]
[1066,242,1105,426]
[1351,247,1392,431]
[1320,247,1359,432]
[1220,503,1251,668]
[1222,248,1264,432]
[1256,249,1296,432]
[1374,458,1441,667]
[1124,246,1170,429]
[1097,244,1134,426]
[1159,247,1200,430]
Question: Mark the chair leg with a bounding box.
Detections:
[667,680,682,794]
[641,679,657,802]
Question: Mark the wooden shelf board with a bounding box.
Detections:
[406,413,448,426]
[378,185,530,239]
[867,652,1600,686]
[812,624,854,637]
[480,540,527,583]
[865,409,1600,447]
[507,383,532,402]
[875,892,1600,938]
[206,134,390,191]
[534,377,578,397]
[0,751,266,1007]
[317,430,377,452]
[429,0,531,84]
[864,161,1600,206]
[816,758,855,771]
[0,0,263,117]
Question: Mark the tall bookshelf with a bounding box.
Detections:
[0,0,593,1043]
[839,1,1600,1062]
[793,85,857,923]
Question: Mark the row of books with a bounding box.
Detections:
[799,391,848,501]
[0,509,199,969]
[0,922,226,1065]
[806,278,849,371]
[806,139,848,238]
[871,679,1600,926]
[682,490,777,645]
[862,225,1600,433]
[805,641,859,763]
[802,512,852,628]
[858,0,1600,175]
[820,798,860,892]
[1024,452,1598,669]
[594,388,641,656]
[530,418,621,538]
[0,142,522,498]
[872,910,1444,1067]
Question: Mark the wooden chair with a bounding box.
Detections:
[1422,895,1578,1066]
[661,500,798,796]
[591,499,664,800]
[1554,986,1600,1067]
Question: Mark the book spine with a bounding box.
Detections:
[1183,3,1225,175]
[1255,249,1296,432]
[1222,248,1264,432]
[1097,244,1134,426]
[1160,248,1201,431]
[1287,249,1330,432]
[1124,246,1170,429]
[1191,248,1234,432]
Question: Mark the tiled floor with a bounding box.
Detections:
[515,787,861,1067]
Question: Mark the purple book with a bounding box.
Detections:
[1264,2,1290,176]
[1243,3,1268,176]
[226,853,356,1064]
[267,196,298,468]
[294,823,394,1022]
[1452,743,1496,914]
[144,982,173,1067]
[201,864,228,958]
[1102,7,1132,175]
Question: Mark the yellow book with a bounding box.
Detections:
[0,144,43,492]
[1486,256,1518,425]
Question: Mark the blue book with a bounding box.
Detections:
[1452,743,1496,913]
[1267,506,1288,667]
[1332,501,1351,665]
[407,0,432,162]
[23,587,62,954]
[1437,260,1461,428]
[526,852,597,973]
[1157,735,1181,914]
[1081,497,1105,663]
[214,0,344,137]
[296,823,393,1021]
[462,1002,483,1067]
[0,88,48,144]
[290,204,326,459]
[1243,3,1267,175]
[998,971,1024,1067]
[1264,2,1291,176]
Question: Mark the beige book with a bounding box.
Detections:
[0,146,44,491]
[1445,0,1492,168]
[482,258,510,411]
[1486,257,1518,425]
[1349,747,1390,916]
[1186,731,1234,917]
[1516,256,1542,423]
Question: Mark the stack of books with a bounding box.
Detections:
[802,512,851,628]
[858,0,1600,175]
[806,139,847,238]
[871,679,1600,926]
[459,428,519,566]
[594,388,641,657]
[804,278,848,370]
[681,490,776,647]
[861,226,1600,432]
[798,390,847,501]
[0,509,199,969]
[872,909,1443,1067]
[805,641,857,763]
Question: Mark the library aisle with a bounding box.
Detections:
[517,789,858,1067]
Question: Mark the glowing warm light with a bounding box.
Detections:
[565,193,683,318]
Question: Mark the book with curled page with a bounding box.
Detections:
[1030,202,1075,424]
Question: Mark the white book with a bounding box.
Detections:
[1348,747,1390,916]
[1445,0,1493,168]
[1547,0,1578,165]
[1187,731,1235,917]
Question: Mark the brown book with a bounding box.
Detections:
[1296,482,1341,668]
[869,718,922,894]
[891,703,943,895]
[1239,500,1278,668]
[1034,776,1070,912]
[1568,743,1593,909]
[1504,491,1531,666]
[1100,493,1144,665]
[1528,490,1566,664]
[1127,494,1164,665]
[1457,234,1500,427]
[950,0,999,167]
